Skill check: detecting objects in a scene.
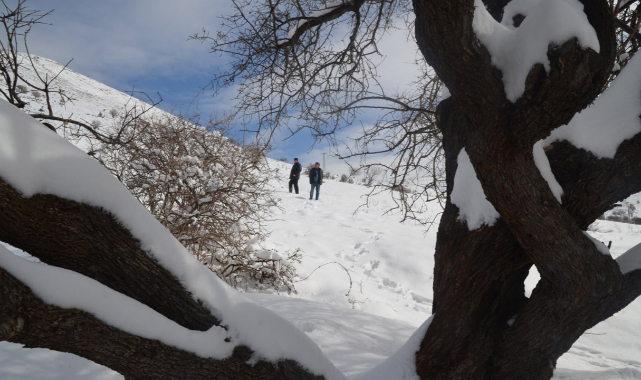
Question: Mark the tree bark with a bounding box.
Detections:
[0,178,322,380]
[0,267,322,380]
[412,0,641,379]
[0,178,218,331]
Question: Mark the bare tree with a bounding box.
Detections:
[192,0,446,224]
[362,166,382,187]
[628,202,637,219]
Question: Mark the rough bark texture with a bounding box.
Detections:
[0,178,219,331]
[0,178,321,379]
[0,267,322,380]
[412,0,641,379]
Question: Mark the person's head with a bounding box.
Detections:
[315,162,320,168]
[294,158,298,162]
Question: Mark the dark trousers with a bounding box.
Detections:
[310,183,320,200]
[289,178,299,194]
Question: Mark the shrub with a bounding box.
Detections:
[100,114,299,292]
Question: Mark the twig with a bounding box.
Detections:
[295,261,353,296]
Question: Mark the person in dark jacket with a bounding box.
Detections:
[289,158,302,194]
[308,162,323,200]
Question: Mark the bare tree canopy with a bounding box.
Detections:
[3,0,641,379]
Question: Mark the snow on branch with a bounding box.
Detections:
[0,100,343,379]
[472,0,600,102]
[0,245,232,358]
[532,141,563,203]
[617,242,641,274]
[450,149,499,230]
[544,51,641,158]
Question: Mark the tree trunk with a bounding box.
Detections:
[412,0,641,378]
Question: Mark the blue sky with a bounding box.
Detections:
[20,0,420,175]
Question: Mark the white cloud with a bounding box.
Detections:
[23,0,231,95]
[18,1,423,166]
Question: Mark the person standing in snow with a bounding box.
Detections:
[308,162,323,200]
[289,158,302,194]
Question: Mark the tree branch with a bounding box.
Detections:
[0,177,219,331]
[276,0,367,48]
[0,266,322,380]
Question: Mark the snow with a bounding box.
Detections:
[616,242,641,274]
[0,342,121,380]
[265,167,438,326]
[544,52,641,158]
[582,231,611,256]
[0,54,170,152]
[4,55,641,379]
[441,84,451,101]
[450,148,500,230]
[0,245,233,358]
[0,99,343,380]
[533,141,564,203]
[353,316,433,380]
[246,293,423,378]
[473,0,600,102]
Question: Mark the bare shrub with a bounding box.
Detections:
[363,166,383,187]
[100,114,299,292]
[628,203,636,219]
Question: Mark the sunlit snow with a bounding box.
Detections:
[473,0,599,102]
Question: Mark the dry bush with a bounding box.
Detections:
[100,114,300,292]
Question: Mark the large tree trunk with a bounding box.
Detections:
[412,0,641,379]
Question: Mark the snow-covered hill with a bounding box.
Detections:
[2,56,641,379]
[3,54,170,144]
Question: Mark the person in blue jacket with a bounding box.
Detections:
[308,162,323,200]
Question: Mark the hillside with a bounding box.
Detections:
[2,54,170,151]
[1,56,641,379]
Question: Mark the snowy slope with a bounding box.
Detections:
[3,54,169,141]
[265,161,438,326]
